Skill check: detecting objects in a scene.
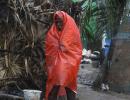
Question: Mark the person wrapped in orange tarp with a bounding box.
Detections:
[45,11,82,100]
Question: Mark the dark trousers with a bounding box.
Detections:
[48,85,76,100]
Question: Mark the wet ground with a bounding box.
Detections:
[77,84,130,100]
[77,62,130,100]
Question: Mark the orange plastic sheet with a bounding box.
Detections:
[45,11,82,100]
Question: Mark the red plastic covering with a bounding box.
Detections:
[45,11,82,100]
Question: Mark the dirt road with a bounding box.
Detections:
[78,85,130,100]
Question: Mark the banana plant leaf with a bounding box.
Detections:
[71,0,80,3]
[81,1,97,47]
[81,31,88,49]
